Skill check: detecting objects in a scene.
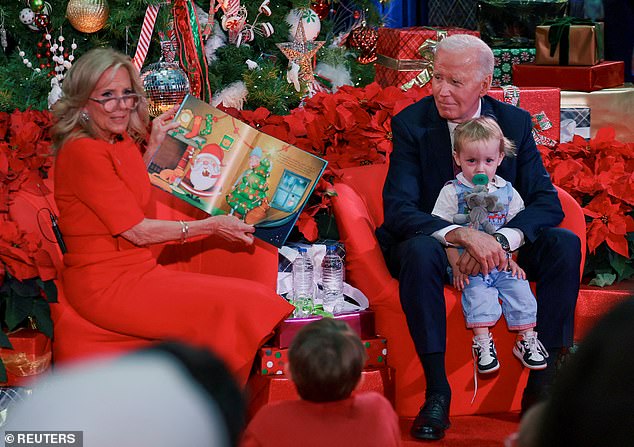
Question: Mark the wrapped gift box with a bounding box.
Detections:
[535,22,604,66]
[513,61,625,92]
[247,367,396,418]
[561,86,634,142]
[492,48,536,87]
[0,328,52,386]
[488,86,560,146]
[428,0,478,30]
[560,106,591,141]
[375,27,479,89]
[272,310,375,349]
[258,337,388,376]
[477,0,568,48]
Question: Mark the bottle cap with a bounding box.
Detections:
[297,246,307,253]
[326,244,337,250]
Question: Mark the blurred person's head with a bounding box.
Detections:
[433,34,494,123]
[537,298,634,447]
[288,318,367,402]
[51,47,149,150]
[6,341,244,447]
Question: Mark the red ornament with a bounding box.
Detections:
[347,25,379,64]
[37,41,43,48]
[40,63,46,69]
[34,13,50,30]
[311,0,330,20]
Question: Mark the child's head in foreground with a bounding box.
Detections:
[288,318,367,402]
[452,116,516,184]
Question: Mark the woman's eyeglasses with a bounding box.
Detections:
[89,94,140,112]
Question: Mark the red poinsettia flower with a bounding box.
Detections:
[583,192,634,258]
[359,109,394,157]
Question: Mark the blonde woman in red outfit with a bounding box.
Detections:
[51,47,293,384]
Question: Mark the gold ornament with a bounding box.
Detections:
[66,0,109,34]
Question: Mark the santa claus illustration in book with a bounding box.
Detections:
[181,143,225,195]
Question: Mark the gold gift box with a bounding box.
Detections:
[535,23,604,66]
[560,85,634,142]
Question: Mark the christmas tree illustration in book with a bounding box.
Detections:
[147,94,327,248]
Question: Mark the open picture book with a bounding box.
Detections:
[147,94,328,247]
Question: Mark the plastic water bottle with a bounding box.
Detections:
[292,247,314,318]
[321,245,344,314]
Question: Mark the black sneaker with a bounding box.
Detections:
[513,331,549,370]
[472,333,500,374]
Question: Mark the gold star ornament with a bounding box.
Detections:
[276,18,325,87]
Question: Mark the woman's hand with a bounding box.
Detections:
[204,215,256,245]
[144,105,181,163]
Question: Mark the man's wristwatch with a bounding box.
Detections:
[493,232,511,252]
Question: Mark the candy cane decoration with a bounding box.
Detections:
[132,4,160,72]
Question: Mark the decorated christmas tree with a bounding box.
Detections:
[226,156,271,221]
[0,0,387,113]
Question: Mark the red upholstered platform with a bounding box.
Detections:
[573,281,634,342]
[400,413,521,446]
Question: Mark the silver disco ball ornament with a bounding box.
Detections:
[140,61,190,117]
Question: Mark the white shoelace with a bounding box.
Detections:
[522,332,549,362]
[471,335,495,404]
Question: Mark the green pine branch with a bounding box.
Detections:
[1,0,386,112]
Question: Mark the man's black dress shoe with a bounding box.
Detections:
[410,394,451,441]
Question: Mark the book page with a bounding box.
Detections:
[147,95,257,215]
[147,95,327,247]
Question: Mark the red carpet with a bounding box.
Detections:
[401,413,520,446]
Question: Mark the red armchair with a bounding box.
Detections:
[10,177,280,365]
[331,163,586,417]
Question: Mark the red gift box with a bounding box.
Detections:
[488,86,561,146]
[375,65,434,92]
[247,367,396,418]
[258,337,388,376]
[375,26,479,89]
[0,328,52,386]
[512,61,625,92]
[377,26,479,60]
[272,310,375,349]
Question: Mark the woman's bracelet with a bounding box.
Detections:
[178,220,189,244]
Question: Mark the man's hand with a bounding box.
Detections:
[446,227,509,275]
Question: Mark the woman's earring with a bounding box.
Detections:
[80,111,89,122]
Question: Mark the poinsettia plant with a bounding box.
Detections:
[539,127,634,286]
[229,83,634,286]
[0,109,58,382]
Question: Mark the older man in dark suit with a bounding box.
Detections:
[377,34,581,441]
